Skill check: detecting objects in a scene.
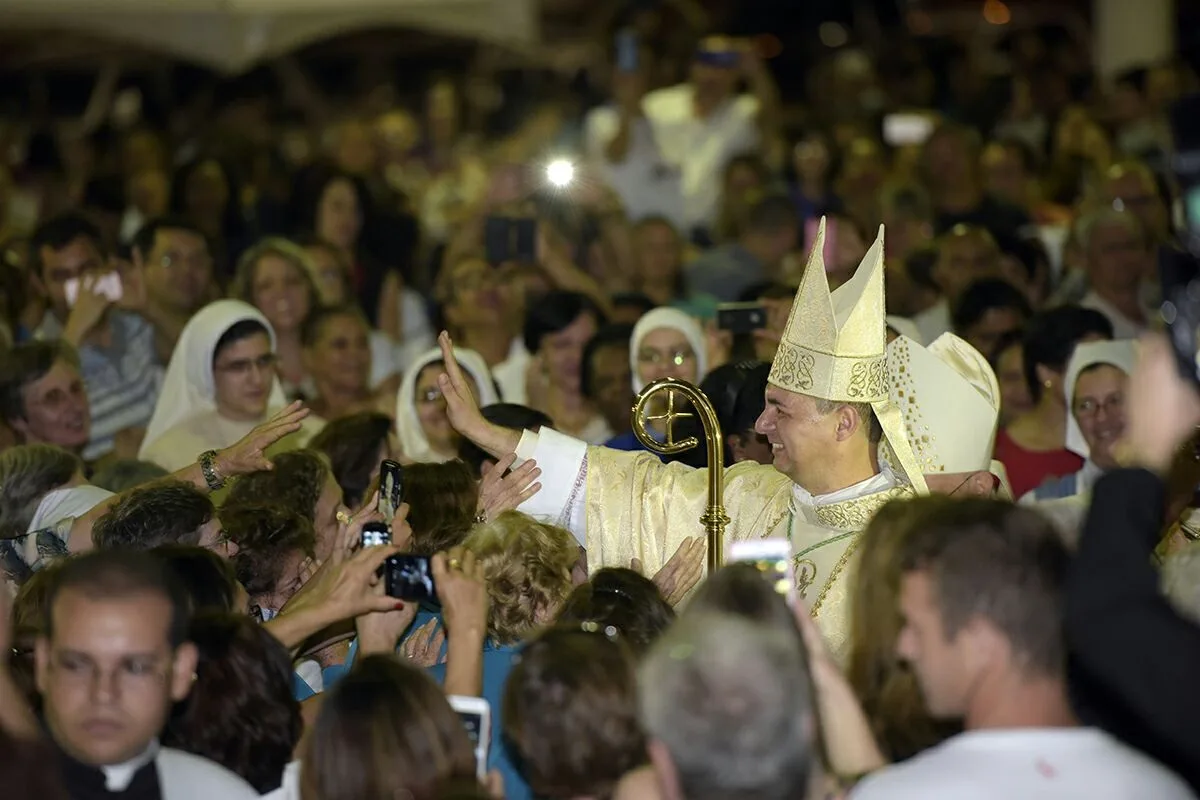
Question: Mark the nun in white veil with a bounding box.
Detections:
[139,299,323,471]
[396,345,499,463]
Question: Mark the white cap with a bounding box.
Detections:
[1064,340,1137,458]
[888,332,1011,494]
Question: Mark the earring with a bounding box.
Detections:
[1043,379,1052,389]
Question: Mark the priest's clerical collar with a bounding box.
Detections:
[791,461,896,508]
[101,739,160,792]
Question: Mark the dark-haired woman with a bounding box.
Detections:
[139,299,322,470]
[163,613,302,794]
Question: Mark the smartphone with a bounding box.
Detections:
[717,302,767,334]
[484,215,511,265]
[883,113,935,147]
[448,695,491,781]
[361,520,391,549]
[513,218,538,262]
[615,28,640,73]
[729,538,795,604]
[378,460,404,521]
[385,554,437,601]
[64,273,123,307]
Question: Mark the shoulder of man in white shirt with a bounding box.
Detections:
[157,747,260,799]
[849,728,1196,800]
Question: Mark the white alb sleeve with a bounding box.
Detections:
[514,427,589,546]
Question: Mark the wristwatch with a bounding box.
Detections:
[199,450,225,491]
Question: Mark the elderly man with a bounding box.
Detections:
[439,219,928,657]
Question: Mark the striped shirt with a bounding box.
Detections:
[36,310,163,460]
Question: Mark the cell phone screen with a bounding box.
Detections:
[385,554,437,601]
[361,522,391,549]
[378,460,404,520]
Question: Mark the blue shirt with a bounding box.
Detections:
[315,612,531,800]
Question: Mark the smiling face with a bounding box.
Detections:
[1071,364,1128,469]
[636,327,699,387]
[306,312,371,394]
[316,178,362,253]
[15,359,91,451]
[37,590,196,767]
[414,362,479,456]
[251,255,312,335]
[753,385,841,488]
[212,332,275,422]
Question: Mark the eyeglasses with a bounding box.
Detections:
[637,348,696,368]
[214,353,278,377]
[418,387,445,404]
[48,653,170,694]
[1073,394,1125,418]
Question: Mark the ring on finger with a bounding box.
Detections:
[447,557,463,571]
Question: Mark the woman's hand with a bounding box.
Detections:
[475,454,541,522]
[329,491,385,564]
[632,537,705,606]
[402,618,447,667]
[437,332,521,458]
[434,546,488,641]
[216,401,310,477]
[356,581,418,657]
[273,544,400,638]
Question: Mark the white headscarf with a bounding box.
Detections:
[139,300,286,458]
[395,346,499,463]
[1065,340,1137,458]
[630,308,708,393]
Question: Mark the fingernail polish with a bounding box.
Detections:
[394,602,405,610]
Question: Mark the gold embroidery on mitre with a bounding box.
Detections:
[768,219,889,403]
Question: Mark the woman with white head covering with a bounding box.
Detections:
[1022,339,1136,503]
[607,307,708,451]
[139,300,323,471]
[396,345,499,463]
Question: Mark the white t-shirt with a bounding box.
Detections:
[583,106,685,230]
[642,84,760,232]
[851,728,1195,800]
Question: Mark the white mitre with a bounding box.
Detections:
[887,332,1012,497]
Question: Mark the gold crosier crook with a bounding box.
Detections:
[631,378,730,572]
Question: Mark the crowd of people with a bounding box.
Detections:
[1,10,1200,800]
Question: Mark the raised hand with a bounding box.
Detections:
[475,454,541,523]
[436,331,521,458]
[216,401,309,477]
[1129,335,1200,474]
[436,331,486,439]
[280,541,404,624]
[632,536,705,606]
[433,546,488,639]
[63,274,113,346]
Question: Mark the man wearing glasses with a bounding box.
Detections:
[35,550,258,798]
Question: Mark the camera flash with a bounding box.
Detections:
[546,159,575,188]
